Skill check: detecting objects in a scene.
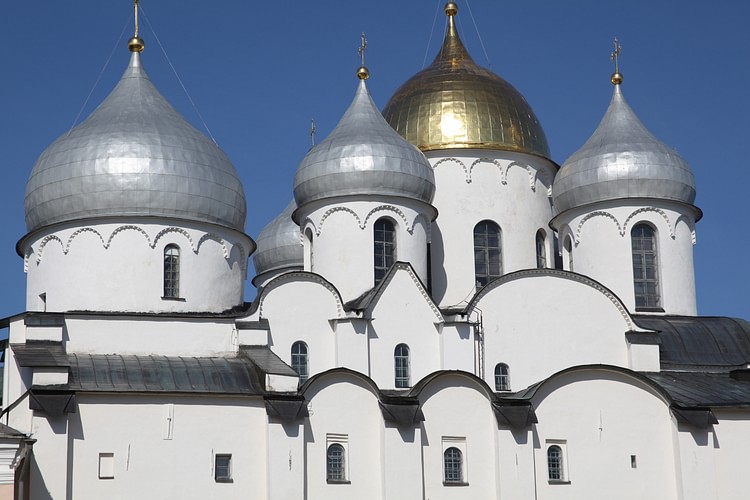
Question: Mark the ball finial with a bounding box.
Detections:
[357,66,370,80]
[611,72,623,85]
[445,2,458,16]
[128,36,145,53]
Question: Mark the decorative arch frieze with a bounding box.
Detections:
[622,208,674,239]
[196,233,229,258]
[106,225,152,248]
[23,251,31,272]
[505,161,536,191]
[411,213,432,241]
[32,224,238,266]
[574,211,621,246]
[468,158,504,185]
[433,157,470,183]
[34,235,64,265]
[673,214,697,244]
[362,205,413,234]
[258,271,345,318]
[152,227,195,250]
[307,206,362,237]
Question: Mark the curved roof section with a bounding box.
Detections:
[633,315,750,369]
[253,200,302,277]
[382,4,549,157]
[25,52,247,233]
[553,83,696,215]
[294,79,435,208]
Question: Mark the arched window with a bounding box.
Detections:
[547,445,563,481]
[474,221,502,287]
[564,236,573,272]
[374,218,396,284]
[443,447,463,484]
[394,344,410,388]
[327,444,346,482]
[163,245,180,298]
[494,363,510,391]
[536,230,547,269]
[303,228,314,272]
[291,341,309,383]
[631,223,660,309]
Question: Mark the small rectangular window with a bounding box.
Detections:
[631,455,637,469]
[215,454,232,483]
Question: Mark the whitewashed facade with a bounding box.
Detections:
[2,3,749,500]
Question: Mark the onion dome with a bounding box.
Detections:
[382,2,549,157]
[294,71,435,208]
[252,200,302,277]
[24,49,246,234]
[552,75,696,215]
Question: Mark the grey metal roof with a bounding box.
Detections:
[25,51,247,233]
[645,372,750,408]
[293,79,435,208]
[240,346,298,377]
[67,354,263,395]
[13,342,69,367]
[252,200,303,277]
[553,83,696,215]
[633,315,750,369]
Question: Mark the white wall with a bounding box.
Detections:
[425,149,557,308]
[22,218,252,314]
[552,199,697,315]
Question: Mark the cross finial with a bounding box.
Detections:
[358,32,368,67]
[610,37,621,73]
[310,118,316,147]
[610,37,623,85]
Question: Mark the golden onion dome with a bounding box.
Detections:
[383,2,550,158]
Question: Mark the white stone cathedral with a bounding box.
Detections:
[2,3,749,499]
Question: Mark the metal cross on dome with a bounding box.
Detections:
[610,37,622,73]
[358,32,368,67]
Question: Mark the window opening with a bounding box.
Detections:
[547,445,563,481]
[443,447,463,484]
[474,221,502,287]
[564,236,573,272]
[536,230,547,268]
[494,363,510,391]
[394,344,410,388]
[215,454,232,482]
[374,219,396,284]
[163,245,180,298]
[327,444,346,482]
[631,224,660,309]
[291,341,309,383]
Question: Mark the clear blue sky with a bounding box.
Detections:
[2,1,748,319]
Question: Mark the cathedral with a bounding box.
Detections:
[1,2,749,499]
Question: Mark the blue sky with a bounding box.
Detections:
[2,1,748,319]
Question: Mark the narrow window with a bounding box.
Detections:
[304,228,314,271]
[327,444,346,482]
[631,224,660,309]
[374,218,396,284]
[215,454,232,482]
[474,221,502,287]
[394,344,410,388]
[443,447,463,484]
[291,341,309,383]
[494,363,510,391]
[536,230,547,269]
[163,244,180,298]
[547,445,563,481]
[564,236,573,272]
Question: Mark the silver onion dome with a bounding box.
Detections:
[293,79,436,208]
[252,200,302,277]
[24,51,247,233]
[552,83,696,215]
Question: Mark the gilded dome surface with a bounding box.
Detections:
[294,79,435,208]
[25,52,247,233]
[253,201,302,277]
[552,83,696,215]
[382,5,549,157]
